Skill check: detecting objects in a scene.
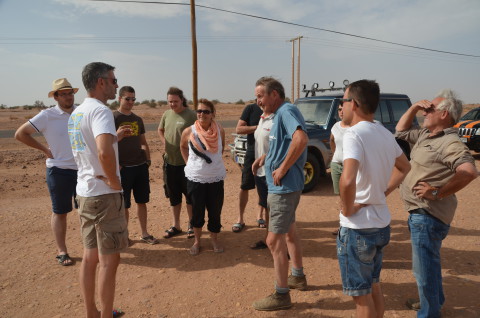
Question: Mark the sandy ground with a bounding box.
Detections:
[0,103,479,318]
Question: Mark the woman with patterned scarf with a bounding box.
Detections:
[180,98,226,255]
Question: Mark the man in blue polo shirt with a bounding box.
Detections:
[252,76,308,311]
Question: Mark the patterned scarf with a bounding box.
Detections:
[189,119,219,153]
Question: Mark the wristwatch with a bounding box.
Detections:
[432,188,441,200]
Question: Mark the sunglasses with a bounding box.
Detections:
[124,97,136,102]
[196,109,212,115]
[102,77,118,85]
[339,98,352,106]
[58,91,75,97]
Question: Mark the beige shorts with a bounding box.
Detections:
[267,191,301,234]
[77,193,129,255]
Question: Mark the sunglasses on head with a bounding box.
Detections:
[196,109,212,115]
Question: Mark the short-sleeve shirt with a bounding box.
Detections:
[240,103,263,151]
[254,113,274,177]
[397,127,475,224]
[265,102,307,194]
[113,111,147,167]
[68,98,121,197]
[159,108,196,166]
[340,121,403,229]
[28,105,77,170]
[331,121,349,163]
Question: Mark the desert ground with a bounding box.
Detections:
[0,103,479,318]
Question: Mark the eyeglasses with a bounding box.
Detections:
[339,98,352,106]
[124,97,136,102]
[337,108,343,112]
[102,77,118,85]
[196,109,212,115]
[57,91,74,97]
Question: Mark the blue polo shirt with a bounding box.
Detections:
[265,102,307,194]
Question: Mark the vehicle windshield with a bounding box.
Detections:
[461,109,480,121]
[295,99,334,126]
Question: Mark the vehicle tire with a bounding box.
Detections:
[303,152,320,193]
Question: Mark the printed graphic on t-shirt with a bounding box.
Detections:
[119,121,140,136]
[68,113,86,151]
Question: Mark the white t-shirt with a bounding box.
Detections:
[340,121,403,229]
[28,105,77,170]
[68,98,121,197]
[253,113,274,177]
[331,121,349,164]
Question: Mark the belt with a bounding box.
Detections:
[409,208,445,225]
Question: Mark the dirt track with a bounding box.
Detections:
[0,104,479,317]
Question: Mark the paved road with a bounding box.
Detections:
[0,120,238,138]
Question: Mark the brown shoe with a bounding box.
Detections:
[288,274,307,291]
[406,298,421,311]
[252,291,292,311]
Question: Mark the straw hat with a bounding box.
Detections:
[48,78,79,98]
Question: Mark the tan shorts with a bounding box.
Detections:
[267,191,301,234]
[77,193,129,255]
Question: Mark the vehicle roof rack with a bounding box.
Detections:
[302,80,349,97]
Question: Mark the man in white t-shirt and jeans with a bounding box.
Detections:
[15,78,79,266]
[68,62,130,318]
[338,79,411,318]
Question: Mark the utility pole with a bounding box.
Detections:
[190,0,198,108]
[289,36,303,102]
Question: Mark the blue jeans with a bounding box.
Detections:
[408,213,450,318]
[337,226,390,296]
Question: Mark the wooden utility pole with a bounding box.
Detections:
[289,36,303,102]
[190,0,198,108]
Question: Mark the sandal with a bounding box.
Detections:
[113,308,125,317]
[232,223,245,233]
[187,228,195,239]
[189,244,200,256]
[56,253,74,266]
[250,240,268,250]
[257,219,266,228]
[141,235,159,245]
[163,226,182,239]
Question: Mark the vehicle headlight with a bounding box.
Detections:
[475,129,480,135]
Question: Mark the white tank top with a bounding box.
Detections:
[184,124,226,183]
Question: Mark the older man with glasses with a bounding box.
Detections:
[15,78,79,267]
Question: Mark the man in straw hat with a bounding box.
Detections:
[15,78,79,266]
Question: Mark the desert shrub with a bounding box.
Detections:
[211,99,219,105]
[141,99,150,105]
[235,99,244,105]
[157,100,167,106]
[148,102,157,108]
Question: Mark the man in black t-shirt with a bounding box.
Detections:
[114,86,159,245]
[232,102,264,233]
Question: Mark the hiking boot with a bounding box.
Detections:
[406,298,421,311]
[252,291,292,311]
[288,274,307,291]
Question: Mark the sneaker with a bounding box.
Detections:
[288,274,307,291]
[406,298,421,311]
[252,291,292,311]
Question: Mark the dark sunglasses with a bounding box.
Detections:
[102,77,118,85]
[124,97,136,102]
[196,109,212,115]
[339,98,352,106]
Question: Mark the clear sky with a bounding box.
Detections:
[0,0,479,107]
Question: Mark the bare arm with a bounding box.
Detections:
[180,127,192,163]
[413,162,478,200]
[95,133,121,190]
[272,128,308,186]
[339,158,360,217]
[329,133,336,155]
[252,154,267,176]
[140,134,151,161]
[158,127,166,145]
[15,122,53,158]
[236,119,257,135]
[385,153,411,197]
[396,100,433,132]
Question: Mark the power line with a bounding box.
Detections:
[89,0,480,58]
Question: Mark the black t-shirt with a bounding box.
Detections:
[239,103,262,151]
[113,111,147,166]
